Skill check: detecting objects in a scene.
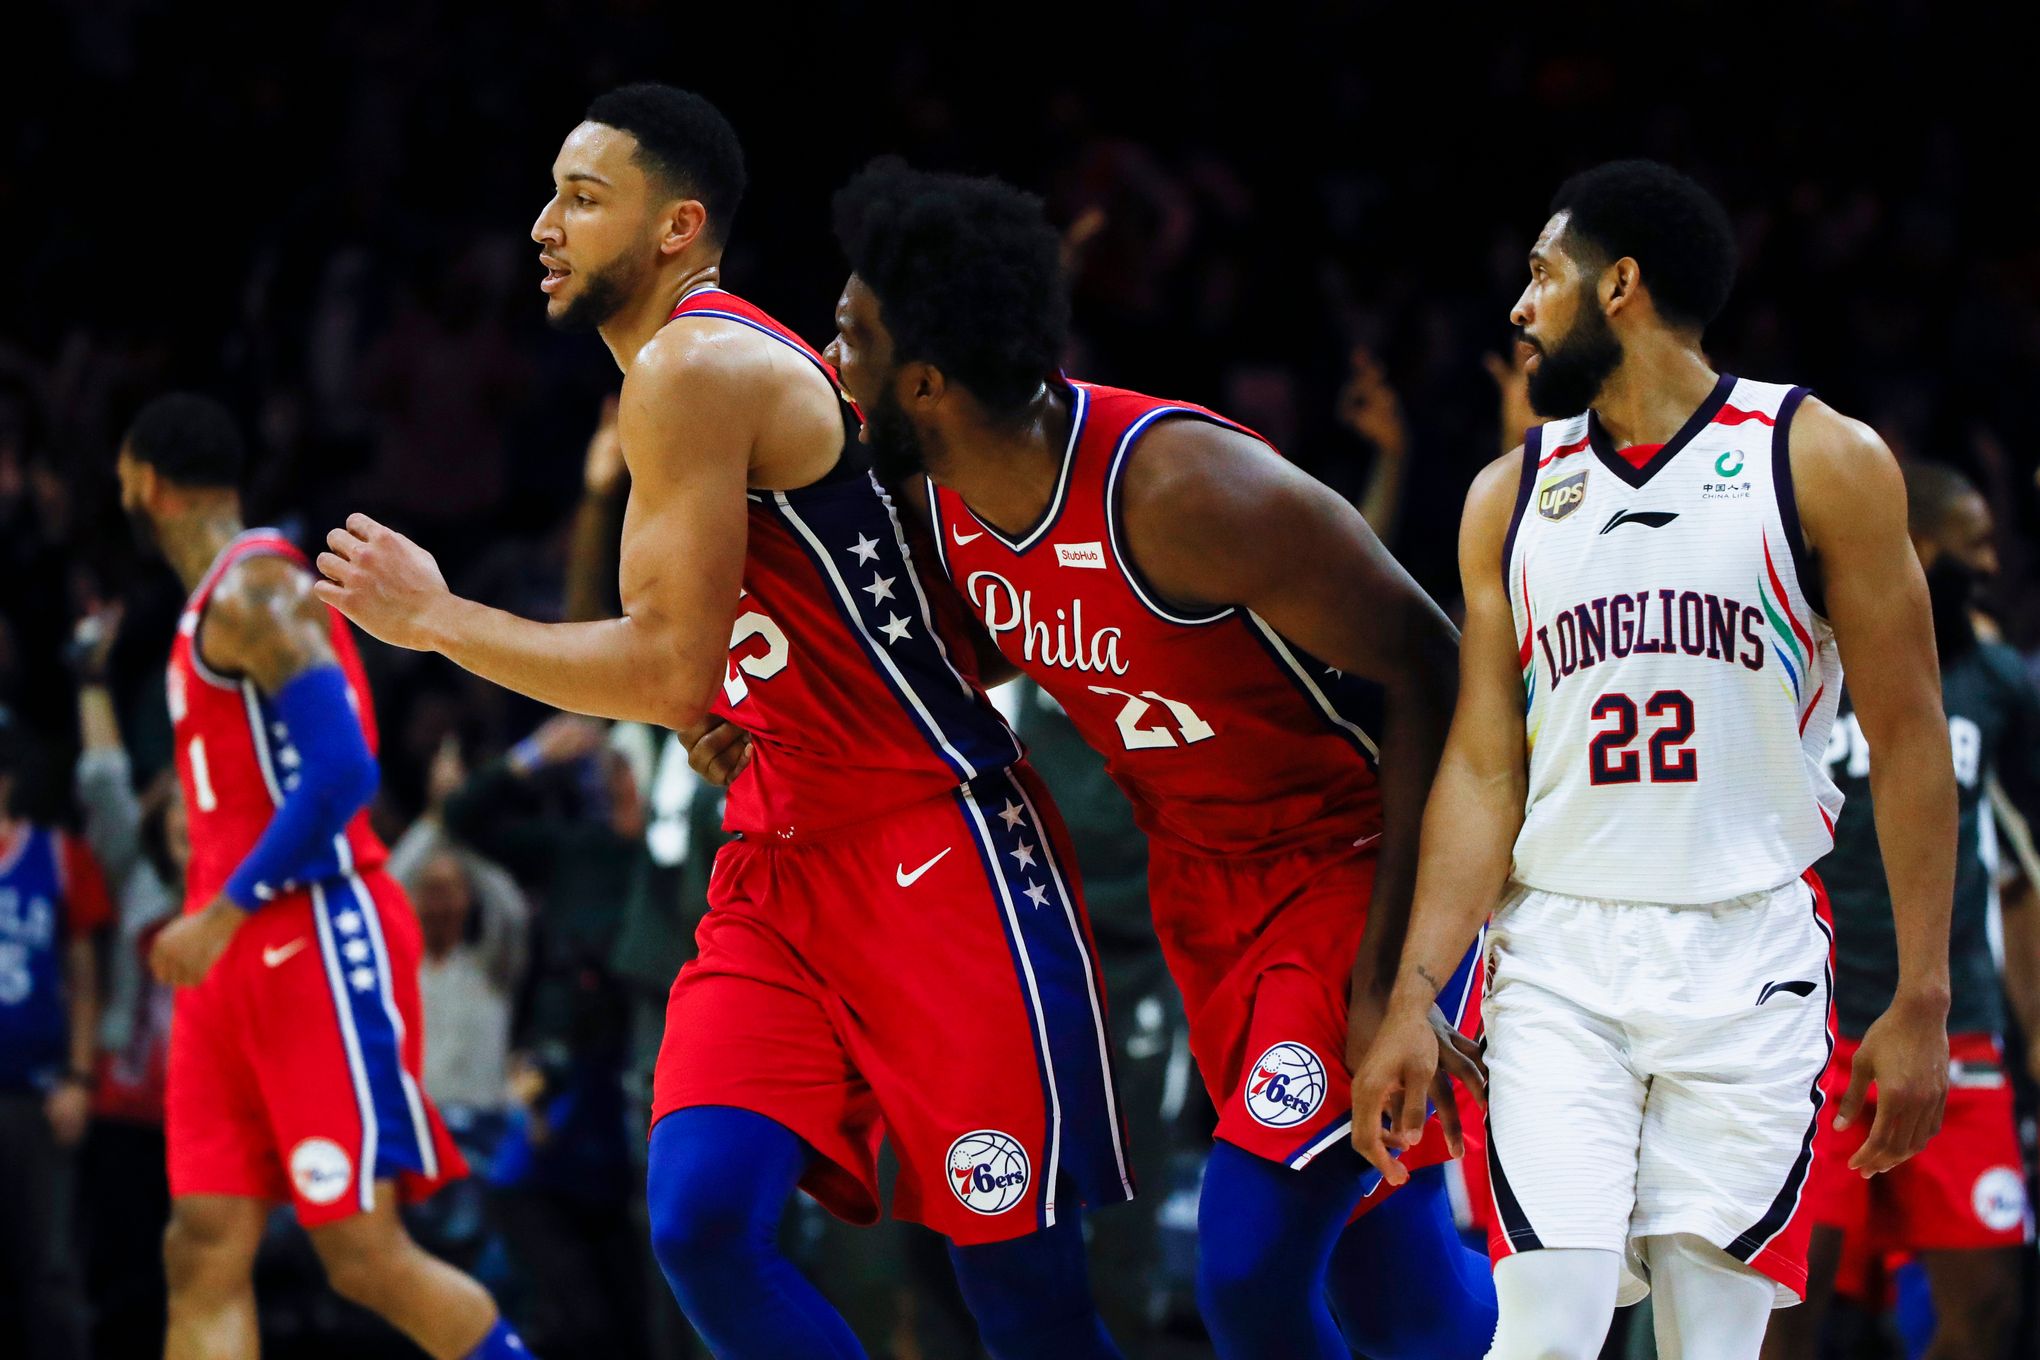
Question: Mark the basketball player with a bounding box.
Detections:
[1761,462,2040,1360]
[117,394,529,1360]
[314,86,1132,1360]
[694,161,1499,1359]
[1351,160,1956,1360]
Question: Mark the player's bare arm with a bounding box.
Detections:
[1117,419,1474,1140]
[1348,449,1529,1181]
[151,558,342,986]
[1793,398,1953,1176]
[317,329,770,732]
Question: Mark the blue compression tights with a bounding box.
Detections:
[1197,1142,1496,1359]
[649,1107,1121,1360]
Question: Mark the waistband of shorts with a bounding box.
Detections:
[1501,873,1804,913]
[727,767,1024,849]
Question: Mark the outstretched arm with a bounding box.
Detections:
[316,336,751,732]
[1348,448,1530,1179]
[1794,399,1952,1175]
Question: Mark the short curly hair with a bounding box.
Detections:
[585,83,746,243]
[124,392,245,489]
[833,159,1068,423]
[1550,160,1737,330]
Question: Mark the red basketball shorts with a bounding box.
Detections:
[167,870,464,1228]
[1808,1032,2031,1252]
[1148,839,1479,1213]
[652,765,1133,1246]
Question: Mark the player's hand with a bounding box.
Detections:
[680,716,752,786]
[1349,1004,1441,1186]
[314,514,453,652]
[150,899,246,988]
[1335,347,1408,459]
[45,1078,91,1148]
[516,714,609,772]
[1836,993,1948,1177]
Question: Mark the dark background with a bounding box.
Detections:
[3,3,2038,1357]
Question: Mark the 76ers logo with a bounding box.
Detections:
[1245,1042,1327,1128]
[946,1129,1031,1215]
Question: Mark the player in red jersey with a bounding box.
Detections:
[314,87,1131,1359]
[696,162,1494,1358]
[116,395,530,1360]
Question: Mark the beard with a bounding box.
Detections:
[863,385,930,486]
[546,254,644,334]
[1524,301,1624,418]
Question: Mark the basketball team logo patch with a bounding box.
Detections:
[1536,467,1589,521]
[289,1137,354,1206]
[1972,1166,2026,1233]
[946,1130,1031,1215]
[1245,1042,1327,1128]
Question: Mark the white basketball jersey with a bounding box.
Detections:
[1504,375,1844,904]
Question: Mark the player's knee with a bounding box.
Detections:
[648,1163,762,1286]
[1934,1275,2019,1352]
[162,1203,259,1295]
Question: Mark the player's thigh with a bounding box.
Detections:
[1916,1246,2023,1350]
[831,772,1129,1245]
[1482,968,1646,1259]
[654,901,879,1228]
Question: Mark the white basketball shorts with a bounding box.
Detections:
[1480,872,1835,1306]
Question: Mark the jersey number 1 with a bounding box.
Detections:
[1588,690,1697,785]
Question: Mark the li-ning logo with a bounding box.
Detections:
[1536,468,1588,521]
[1055,541,1107,569]
[1755,979,1817,1006]
[1599,510,1680,534]
[946,1130,1031,1215]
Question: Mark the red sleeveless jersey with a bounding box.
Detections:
[167,530,389,913]
[927,379,1382,856]
[675,287,1022,838]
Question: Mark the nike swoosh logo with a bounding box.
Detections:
[950,524,984,546]
[896,847,953,887]
[263,938,309,968]
[1599,509,1680,534]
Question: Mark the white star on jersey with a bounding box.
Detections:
[998,800,1026,831]
[349,966,376,992]
[1010,841,1037,870]
[880,614,912,644]
[334,910,363,936]
[848,534,881,564]
[343,939,370,964]
[1023,881,1050,909]
[862,573,897,604]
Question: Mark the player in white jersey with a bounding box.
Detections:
[1350,160,1956,1360]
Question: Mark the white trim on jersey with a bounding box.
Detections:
[346,873,439,1180]
[978,385,1089,555]
[1002,770,1134,1199]
[924,475,954,581]
[1289,1116,1356,1171]
[1243,610,1381,758]
[310,879,382,1215]
[958,789,1068,1222]
[772,493,983,781]
[873,474,1000,708]
[1102,407,1234,626]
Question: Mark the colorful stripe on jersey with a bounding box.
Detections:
[764,480,1021,785]
[1757,530,1815,711]
[954,770,1132,1224]
[309,877,439,1211]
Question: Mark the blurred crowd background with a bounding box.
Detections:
[4,2,2039,1357]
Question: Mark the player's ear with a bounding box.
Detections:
[661,199,710,257]
[906,362,946,411]
[1604,256,1641,316]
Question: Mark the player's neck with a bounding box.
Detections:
[941,383,1071,537]
[1591,338,1718,449]
[163,503,249,592]
[604,257,723,373]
